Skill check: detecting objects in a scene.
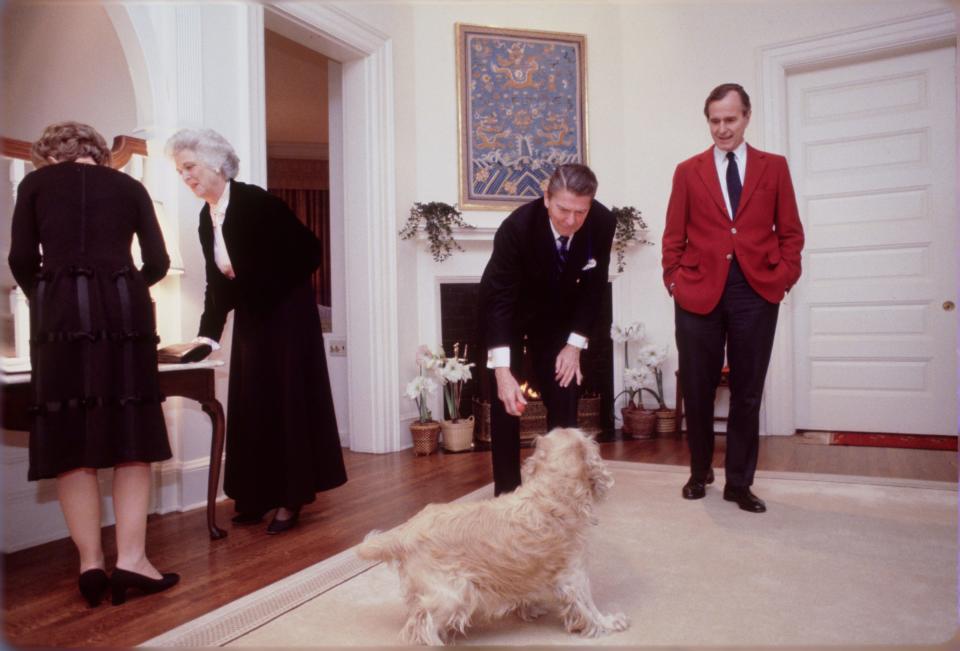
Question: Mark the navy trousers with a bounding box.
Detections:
[674,259,779,488]
[489,338,578,495]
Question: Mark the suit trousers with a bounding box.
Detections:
[489,340,579,495]
[674,258,779,487]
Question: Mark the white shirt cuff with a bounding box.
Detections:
[194,336,221,351]
[567,333,588,350]
[487,346,511,369]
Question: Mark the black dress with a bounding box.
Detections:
[8,162,172,480]
[197,180,346,513]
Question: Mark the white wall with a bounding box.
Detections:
[1,0,953,551]
[336,0,952,430]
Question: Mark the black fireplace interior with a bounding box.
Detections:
[438,282,614,436]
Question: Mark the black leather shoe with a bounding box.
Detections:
[682,476,706,500]
[705,468,715,485]
[231,510,267,525]
[78,568,109,607]
[723,486,767,513]
[110,568,180,605]
[266,507,300,535]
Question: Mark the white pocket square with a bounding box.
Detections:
[581,258,597,271]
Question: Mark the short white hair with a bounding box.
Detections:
[165,128,240,179]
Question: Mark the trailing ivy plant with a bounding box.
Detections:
[611,205,653,272]
[399,201,475,262]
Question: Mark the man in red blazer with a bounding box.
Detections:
[662,83,804,512]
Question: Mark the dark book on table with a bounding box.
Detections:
[157,342,212,364]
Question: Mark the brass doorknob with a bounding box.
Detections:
[944,301,956,311]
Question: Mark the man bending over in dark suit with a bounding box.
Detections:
[662,83,805,513]
[478,163,616,496]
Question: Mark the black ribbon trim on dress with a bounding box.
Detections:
[31,273,49,441]
[113,269,139,442]
[27,393,166,414]
[31,331,160,344]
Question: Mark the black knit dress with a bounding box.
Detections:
[196,180,347,514]
[8,162,172,480]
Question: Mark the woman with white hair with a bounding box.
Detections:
[165,128,346,535]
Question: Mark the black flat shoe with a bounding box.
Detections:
[705,468,715,485]
[682,476,707,500]
[231,510,268,525]
[110,568,180,605]
[723,486,767,513]
[78,568,109,607]
[266,507,300,535]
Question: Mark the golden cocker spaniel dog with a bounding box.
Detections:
[356,427,628,645]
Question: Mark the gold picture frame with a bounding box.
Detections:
[456,23,588,211]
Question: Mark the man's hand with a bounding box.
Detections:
[555,344,583,388]
[495,367,528,416]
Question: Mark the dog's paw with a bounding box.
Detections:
[605,611,630,633]
[574,611,630,638]
[516,601,550,621]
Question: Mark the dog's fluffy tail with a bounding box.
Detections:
[355,528,407,562]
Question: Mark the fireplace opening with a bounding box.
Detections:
[439,282,614,447]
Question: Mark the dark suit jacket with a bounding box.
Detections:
[662,144,805,315]
[197,180,321,340]
[478,196,616,361]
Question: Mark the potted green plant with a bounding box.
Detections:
[399,201,475,262]
[611,205,653,272]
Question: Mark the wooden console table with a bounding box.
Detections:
[1,361,228,540]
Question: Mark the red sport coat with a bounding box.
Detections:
[662,144,804,315]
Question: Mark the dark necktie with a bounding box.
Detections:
[557,235,569,272]
[726,151,742,218]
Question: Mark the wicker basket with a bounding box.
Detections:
[474,395,604,444]
[410,421,441,455]
[655,408,678,436]
[622,406,656,438]
[577,395,603,437]
[473,398,542,446]
[441,416,475,452]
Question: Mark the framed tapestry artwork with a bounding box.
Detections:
[456,24,587,210]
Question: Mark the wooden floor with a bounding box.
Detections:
[2,434,956,648]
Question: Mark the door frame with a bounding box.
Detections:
[758,9,956,435]
[262,4,402,452]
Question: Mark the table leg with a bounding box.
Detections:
[200,399,227,540]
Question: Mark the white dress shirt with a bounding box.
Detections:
[713,142,747,220]
[486,221,588,369]
[209,183,236,279]
[194,184,234,351]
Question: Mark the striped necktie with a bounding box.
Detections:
[557,235,569,272]
[726,151,742,218]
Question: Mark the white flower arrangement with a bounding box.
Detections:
[407,346,439,423]
[414,343,476,423]
[610,321,646,344]
[613,322,669,410]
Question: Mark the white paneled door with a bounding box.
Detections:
[787,45,957,435]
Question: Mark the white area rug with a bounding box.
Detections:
[143,462,957,648]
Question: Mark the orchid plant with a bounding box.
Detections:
[406,346,439,423]
[611,321,646,410]
[611,321,669,410]
[418,343,475,422]
[635,342,669,410]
